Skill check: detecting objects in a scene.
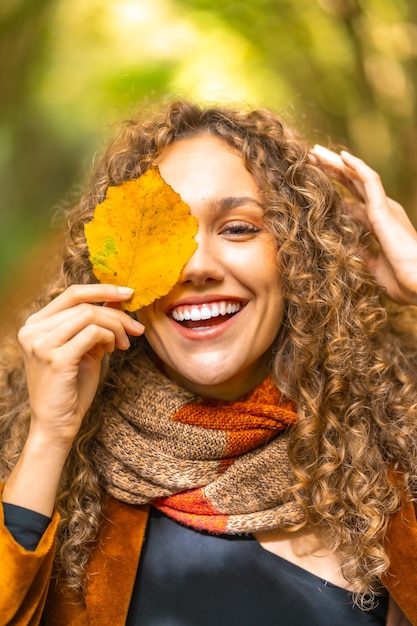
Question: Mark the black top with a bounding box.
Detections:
[4,503,388,625]
[128,507,388,626]
[3,501,51,551]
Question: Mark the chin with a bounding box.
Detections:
[164,361,260,401]
[175,369,233,389]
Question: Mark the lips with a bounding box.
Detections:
[170,300,243,328]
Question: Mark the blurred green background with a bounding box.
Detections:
[1,0,417,320]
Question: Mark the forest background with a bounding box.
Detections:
[1,0,417,325]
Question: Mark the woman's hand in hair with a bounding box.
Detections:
[310,145,417,306]
[2,284,144,517]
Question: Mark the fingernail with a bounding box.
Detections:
[117,286,134,295]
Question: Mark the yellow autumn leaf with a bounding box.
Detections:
[84,166,198,311]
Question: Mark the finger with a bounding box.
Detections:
[19,304,144,357]
[27,284,134,324]
[52,325,118,365]
[311,145,392,220]
[24,297,144,337]
[30,313,130,357]
[310,145,366,201]
[310,144,345,169]
[340,152,417,232]
[339,151,387,206]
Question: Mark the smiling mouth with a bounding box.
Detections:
[170,300,243,329]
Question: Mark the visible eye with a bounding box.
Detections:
[220,221,262,238]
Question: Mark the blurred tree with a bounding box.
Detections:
[0,0,76,300]
[177,0,417,208]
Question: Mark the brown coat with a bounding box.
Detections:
[1,491,417,625]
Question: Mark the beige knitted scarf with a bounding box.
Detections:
[93,353,304,534]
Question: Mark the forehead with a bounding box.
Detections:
[155,135,260,207]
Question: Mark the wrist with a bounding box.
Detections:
[26,425,74,457]
[2,430,72,517]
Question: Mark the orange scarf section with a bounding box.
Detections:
[153,377,297,533]
[93,353,303,535]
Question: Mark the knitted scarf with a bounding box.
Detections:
[93,353,304,534]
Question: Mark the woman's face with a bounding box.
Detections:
[137,135,284,399]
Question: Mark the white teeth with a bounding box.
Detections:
[171,301,242,322]
[201,306,212,320]
[190,307,200,321]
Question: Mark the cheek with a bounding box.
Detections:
[254,259,281,296]
[255,239,280,280]
[136,307,172,357]
[232,244,279,284]
[259,267,285,335]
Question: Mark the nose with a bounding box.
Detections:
[179,231,224,286]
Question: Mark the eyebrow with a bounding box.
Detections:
[210,196,265,212]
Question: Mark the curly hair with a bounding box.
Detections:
[1,100,417,606]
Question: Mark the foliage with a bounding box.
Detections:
[84,167,198,311]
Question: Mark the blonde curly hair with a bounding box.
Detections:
[1,100,417,606]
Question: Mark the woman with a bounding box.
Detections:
[1,100,417,625]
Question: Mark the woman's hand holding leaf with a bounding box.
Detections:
[17,284,144,447]
[2,284,144,516]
